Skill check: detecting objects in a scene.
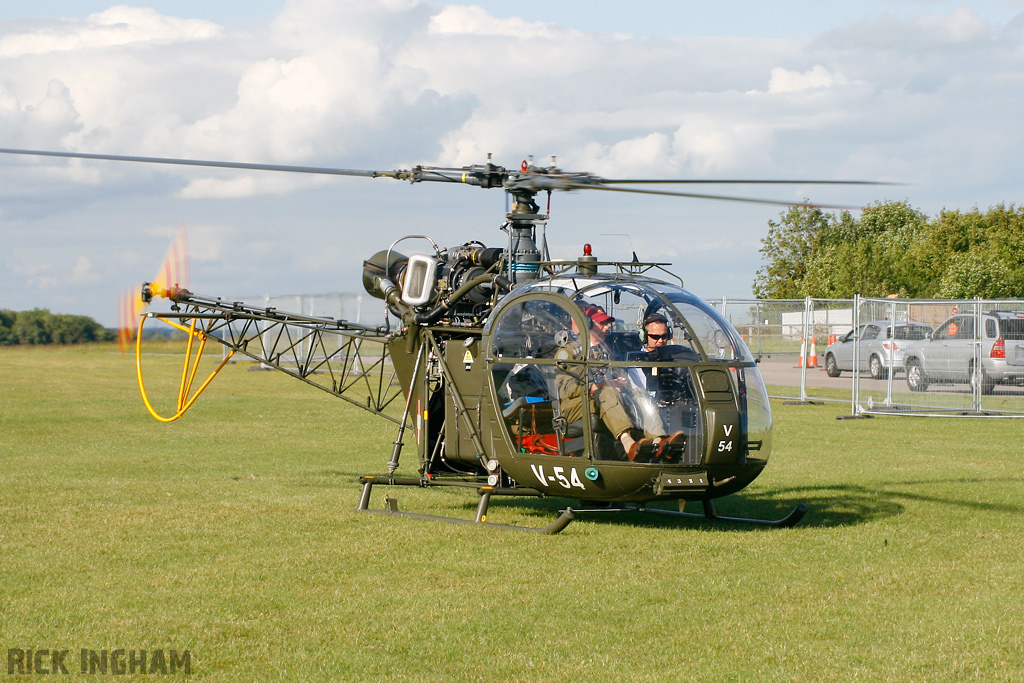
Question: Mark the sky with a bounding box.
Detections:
[2,0,1024,326]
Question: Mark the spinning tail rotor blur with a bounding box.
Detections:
[117,225,190,353]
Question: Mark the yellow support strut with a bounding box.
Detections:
[135,313,235,422]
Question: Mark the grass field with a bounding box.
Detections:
[2,343,1023,681]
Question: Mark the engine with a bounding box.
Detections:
[362,242,512,326]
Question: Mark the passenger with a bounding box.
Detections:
[556,305,681,461]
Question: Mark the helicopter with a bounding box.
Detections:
[1,147,885,532]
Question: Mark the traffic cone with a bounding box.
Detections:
[808,336,818,367]
[795,337,806,368]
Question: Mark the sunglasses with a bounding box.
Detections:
[647,333,669,340]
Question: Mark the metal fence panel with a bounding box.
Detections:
[711,297,853,404]
[713,296,1024,417]
[711,298,800,400]
[850,298,1024,417]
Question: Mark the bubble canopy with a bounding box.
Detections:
[485,274,772,470]
[487,275,755,364]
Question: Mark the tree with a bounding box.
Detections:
[753,200,1020,299]
[0,309,15,345]
[48,313,113,344]
[936,251,1014,299]
[921,204,1024,298]
[12,309,51,345]
[846,200,930,297]
[752,205,833,299]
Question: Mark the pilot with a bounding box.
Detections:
[638,311,700,361]
[627,312,678,431]
[556,305,681,460]
[642,312,672,352]
[628,312,674,395]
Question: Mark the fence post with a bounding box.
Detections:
[884,299,896,407]
[756,300,763,358]
[799,297,811,402]
[850,294,861,417]
[973,297,983,414]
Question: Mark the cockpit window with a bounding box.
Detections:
[490,297,578,457]
[490,299,571,359]
[641,283,754,362]
[671,302,751,362]
[568,285,648,360]
[551,282,704,361]
[505,277,754,363]
[489,291,704,464]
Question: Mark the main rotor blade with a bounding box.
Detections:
[598,178,899,186]
[0,147,395,179]
[563,182,863,209]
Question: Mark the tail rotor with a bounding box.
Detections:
[117,225,190,353]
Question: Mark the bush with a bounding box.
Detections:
[0,309,115,345]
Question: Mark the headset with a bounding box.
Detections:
[641,312,673,345]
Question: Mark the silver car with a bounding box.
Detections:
[904,311,1024,394]
[823,320,933,380]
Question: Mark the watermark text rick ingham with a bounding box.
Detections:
[8,648,191,675]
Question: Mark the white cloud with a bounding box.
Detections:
[185,225,230,263]
[428,5,568,39]
[767,64,844,93]
[9,257,59,290]
[670,112,776,174]
[913,6,990,44]
[70,255,99,284]
[577,133,674,177]
[0,6,221,57]
[816,4,996,54]
[178,173,328,199]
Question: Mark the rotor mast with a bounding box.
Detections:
[503,158,549,285]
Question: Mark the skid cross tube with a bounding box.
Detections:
[356,477,575,534]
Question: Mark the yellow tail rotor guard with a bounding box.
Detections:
[135,313,235,423]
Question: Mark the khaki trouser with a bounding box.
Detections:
[556,373,640,439]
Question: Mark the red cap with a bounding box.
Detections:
[585,305,615,324]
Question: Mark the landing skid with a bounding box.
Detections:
[356,476,807,532]
[571,499,808,528]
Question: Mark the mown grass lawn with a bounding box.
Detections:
[2,343,1022,681]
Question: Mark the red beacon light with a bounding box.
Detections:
[579,243,598,275]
